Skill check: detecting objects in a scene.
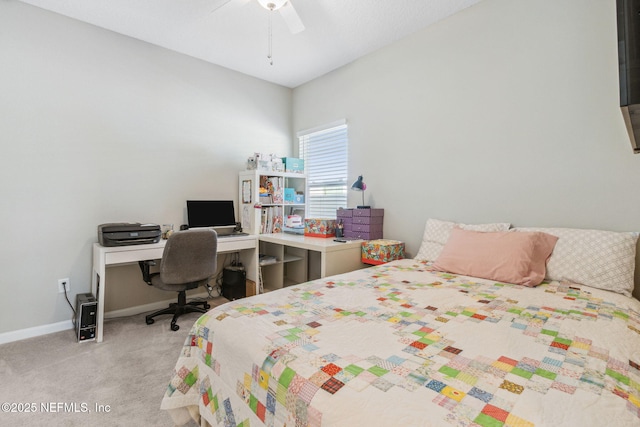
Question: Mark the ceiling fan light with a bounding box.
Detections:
[257,0,288,11]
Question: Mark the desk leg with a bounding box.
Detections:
[322,247,363,278]
[91,264,106,343]
[238,247,258,284]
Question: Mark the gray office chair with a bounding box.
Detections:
[138,228,217,331]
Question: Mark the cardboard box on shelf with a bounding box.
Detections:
[282,157,304,173]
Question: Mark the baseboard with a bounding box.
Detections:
[0,291,216,345]
[0,319,74,345]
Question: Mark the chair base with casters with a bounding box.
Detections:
[143,286,210,331]
[139,258,212,331]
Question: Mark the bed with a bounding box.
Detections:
[161,219,640,426]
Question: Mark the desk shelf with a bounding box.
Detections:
[283,254,304,263]
[257,234,365,291]
[259,241,307,291]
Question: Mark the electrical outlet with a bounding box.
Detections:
[58,278,70,293]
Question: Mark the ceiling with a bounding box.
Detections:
[18,0,482,88]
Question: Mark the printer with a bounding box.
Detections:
[98,223,161,247]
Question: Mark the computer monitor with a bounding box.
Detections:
[187,200,237,235]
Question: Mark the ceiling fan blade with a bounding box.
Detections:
[209,0,233,13]
[279,1,305,34]
[210,0,249,14]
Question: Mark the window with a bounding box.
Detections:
[298,120,348,218]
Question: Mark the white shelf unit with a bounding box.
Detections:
[238,170,307,236]
[240,170,307,293]
[257,234,366,293]
[258,240,308,292]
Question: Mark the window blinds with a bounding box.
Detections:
[298,121,348,219]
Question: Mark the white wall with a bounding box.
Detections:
[0,2,292,334]
[293,0,640,257]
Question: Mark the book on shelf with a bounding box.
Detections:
[259,176,284,204]
[268,176,284,204]
[260,206,283,234]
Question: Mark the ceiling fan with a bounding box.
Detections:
[210,0,305,34]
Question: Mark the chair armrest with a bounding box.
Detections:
[138,260,157,285]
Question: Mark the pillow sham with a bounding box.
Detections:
[415,218,511,261]
[432,228,558,287]
[514,227,639,297]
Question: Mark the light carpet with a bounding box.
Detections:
[0,297,228,427]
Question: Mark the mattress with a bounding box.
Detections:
[161,259,640,426]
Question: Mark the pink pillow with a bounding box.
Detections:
[432,228,558,287]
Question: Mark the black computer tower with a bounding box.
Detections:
[222,266,246,300]
[75,293,97,342]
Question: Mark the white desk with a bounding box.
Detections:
[91,234,257,342]
[258,234,364,290]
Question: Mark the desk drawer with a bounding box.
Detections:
[218,238,256,253]
[105,247,164,264]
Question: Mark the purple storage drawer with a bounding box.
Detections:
[344,230,383,240]
[352,208,384,217]
[352,223,383,233]
[336,209,354,218]
[352,216,383,225]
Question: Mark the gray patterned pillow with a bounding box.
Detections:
[415,218,511,261]
[514,227,639,297]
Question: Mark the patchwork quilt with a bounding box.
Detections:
[161,259,640,426]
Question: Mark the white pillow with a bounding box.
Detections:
[415,218,511,261]
[514,227,639,297]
